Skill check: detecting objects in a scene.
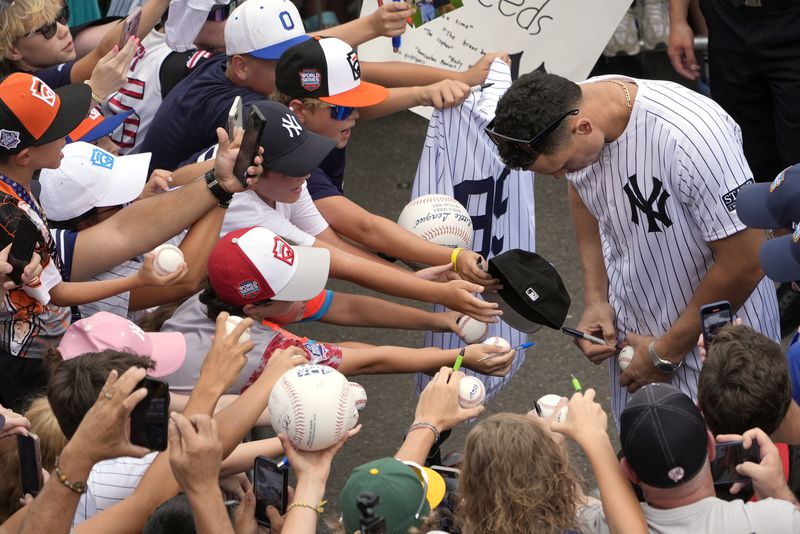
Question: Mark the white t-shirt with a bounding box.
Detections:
[220,186,328,245]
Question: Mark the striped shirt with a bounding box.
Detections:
[568,76,779,422]
[413,59,537,400]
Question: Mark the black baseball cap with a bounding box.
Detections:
[485,249,570,332]
[620,384,709,488]
[251,100,336,176]
[0,73,92,157]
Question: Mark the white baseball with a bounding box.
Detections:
[536,394,569,422]
[349,382,367,411]
[225,315,251,343]
[458,376,486,408]
[618,346,635,370]
[269,365,357,451]
[483,336,511,350]
[397,194,473,250]
[151,244,184,276]
[457,315,489,344]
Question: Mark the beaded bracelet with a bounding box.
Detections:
[406,421,441,443]
[450,247,464,273]
[286,500,326,515]
[54,456,88,494]
[82,80,103,105]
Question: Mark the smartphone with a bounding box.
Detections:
[129,377,170,451]
[119,6,142,48]
[227,96,243,140]
[231,105,266,187]
[254,456,288,527]
[710,441,761,486]
[700,300,733,347]
[8,213,39,285]
[431,465,460,497]
[18,434,43,496]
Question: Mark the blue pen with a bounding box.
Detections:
[392,0,401,52]
[477,341,534,362]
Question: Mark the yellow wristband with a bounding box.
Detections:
[286,500,327,515]
[450,247,464,273]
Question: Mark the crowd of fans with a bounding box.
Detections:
[0,0,798,532]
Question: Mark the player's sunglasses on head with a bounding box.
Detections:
[322,103,354,121]
[485,109,579,153]
[27,4,70,40]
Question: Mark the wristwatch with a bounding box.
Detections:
[648,341,681,374]
[204,169,233,208]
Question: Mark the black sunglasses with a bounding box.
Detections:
[485,109,579,153]
[28,4,70,40]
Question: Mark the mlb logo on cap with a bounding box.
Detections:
[224,0,310,60]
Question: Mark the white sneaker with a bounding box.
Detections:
[640,0,669,50]
[603,8,641,57]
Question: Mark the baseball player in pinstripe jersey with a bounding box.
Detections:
[488,71,779,422]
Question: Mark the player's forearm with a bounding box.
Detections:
[339,346,459,375]
[49,276,139,307]
[568,186,609,304]
[220,439,282,477]
[361,61,464,88]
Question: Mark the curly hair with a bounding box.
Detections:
[457,413,583,534]
[0,0,62,59]
[492,71,582,170]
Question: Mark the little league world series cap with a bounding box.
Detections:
[224,0,310,60]
[0,73,91,157]
[620,384,709,488]
[276,36,389,107]
[208,226,330,305]
[736,165,800,230]
[58,312,187,377]
[340,458,446,534]
[485,249,571,332]
[66,107,134,143]
[251,100,337,176]
[38,142,151,221]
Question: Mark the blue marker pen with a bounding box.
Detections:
[392,0,402,52]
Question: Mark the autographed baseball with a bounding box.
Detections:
[224,315,251,343]
[483,336,511,350]
[350,382,367,411]
[397,194,473,250]
[151,244,184,276]
[618,346,635,370]
[457,315,489,344]
[536,394,569,422]
[269,365,357,451]
[458,376,486,408]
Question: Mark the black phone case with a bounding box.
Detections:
[129,378,170,451]
[254,456,288,527]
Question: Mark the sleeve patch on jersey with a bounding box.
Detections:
[721,179,754,212]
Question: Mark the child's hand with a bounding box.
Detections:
[416,79,471,109]
[369,1,414,38]
[459,52,511,86]
[463,342,515,376]
[434,310,463,334]
[135,252,188,287]
[138,170,173,200]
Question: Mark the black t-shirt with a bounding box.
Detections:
[0,60,74,88]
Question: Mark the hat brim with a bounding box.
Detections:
[264,129,336,176]
[319,81,389,108]
[35,83,93,147]
[145,330,187,377]
[736,182,783,229]
[420,467,446,509]
[272,245,330,301]
[248,34,311,60]
[75,109,134,143]
[760,234,800,283]
[95,152,152,207]
[482,290,542,333]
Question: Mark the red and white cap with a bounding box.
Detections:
[58,312,187,378]
[208,226,330,305]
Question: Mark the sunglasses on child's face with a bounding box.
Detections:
[322,103,354,121]
[28,5,70,40]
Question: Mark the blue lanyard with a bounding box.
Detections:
[0,174,45,223]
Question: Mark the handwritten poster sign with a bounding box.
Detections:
[359,0,632,115]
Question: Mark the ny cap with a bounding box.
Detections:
[224,0,310,60]
[208,226,330,305]
[38,142,151,221]
[66,107,133,143]
[736,166,800,230]
[58,311,187,377]
[276,36,389,107]
[620,384,709,488]
[485,249,571,332]
[0,73,91,156]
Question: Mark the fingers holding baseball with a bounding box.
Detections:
[137,252,188,287]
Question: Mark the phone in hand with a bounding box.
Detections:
[227,96,243,141]
[710,440,761,486]
[8,213,39,286]
[700,300,733,347]
[119,6,142,48]
[129,377,170,451]
[232,105,266,188]
[254,456,288,527]
[18,434,43,496]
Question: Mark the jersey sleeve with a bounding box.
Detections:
[288,185,330,238]
[675,117,753,242]
[299,290,334,323]
[35,62,74,89]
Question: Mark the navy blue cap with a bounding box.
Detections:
[759,227,800,282]
[736,166,800,229]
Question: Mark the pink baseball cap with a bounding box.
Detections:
[58,312,187,377]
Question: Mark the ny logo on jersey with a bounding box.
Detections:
[281,114,302,138]
[346,50,361,81]
[29,77,56,107]
[623,175,673,233]
[272,235,295,266]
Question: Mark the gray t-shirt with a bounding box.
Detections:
[578,496,800,534]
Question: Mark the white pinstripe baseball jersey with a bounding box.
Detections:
[568,76,780,423]
[413,59,537,400]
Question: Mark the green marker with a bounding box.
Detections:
[570,373,583,393]
[453,348,465,372]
